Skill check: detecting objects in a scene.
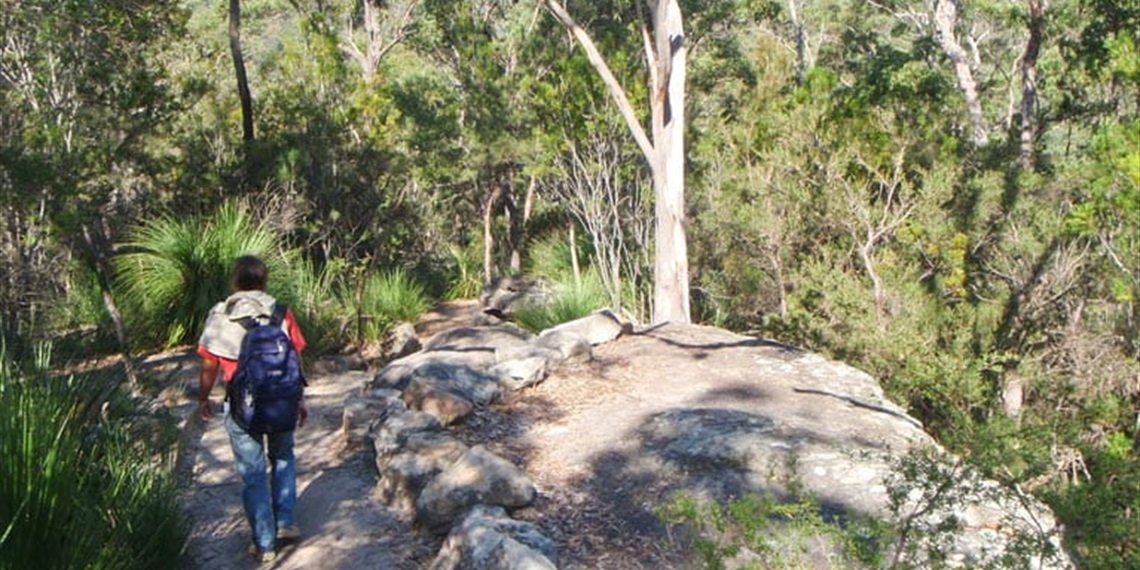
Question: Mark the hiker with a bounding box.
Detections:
[196,255,308,563]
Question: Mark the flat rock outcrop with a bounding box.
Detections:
[347,307,1074,569]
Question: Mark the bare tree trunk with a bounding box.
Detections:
[362,0,382,82]
[348,1,420,82]
[858,240,887,330]
[523,174,537,223]
[229,0,254,142]
[1019,0,1044,169]
[650,0,690,324]
[482,185,501,283]
[568,224,581,287]
[81,223,138,394]
[934,0,987,146]
[503,176,523,274]
[787,0,808,84]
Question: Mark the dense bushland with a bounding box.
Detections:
[1,0,1136,567]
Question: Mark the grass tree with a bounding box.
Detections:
[112,201,285,350]
[342,267,430,347]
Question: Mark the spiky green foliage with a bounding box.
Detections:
[271,257,346,355]
[113,201,288,349]
[524,229,594,284]
[444,243,484,301]
[512,270,609,333]
[0,346,186,570]
[347,268,430,345]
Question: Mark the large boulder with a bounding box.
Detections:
[423,324,533,353]
[539,308,627,346]
[479,276,552,319]
[376,430,470,514]
[429,505,558,570]
[415,445,537,534]
[371,350,498,392]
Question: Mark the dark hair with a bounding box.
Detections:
[231,255,268,291]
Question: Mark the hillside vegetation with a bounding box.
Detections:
[1,0,1137,568]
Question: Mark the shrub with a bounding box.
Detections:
[443,242,484,301]
[1045,438,1140,570]
[0,345,187,570]
[525,229,594,284]
[272,257,346,355]
[343,268,430,345]
[657,491,888,570]
[512,270,609,333]
[113,201,287,350]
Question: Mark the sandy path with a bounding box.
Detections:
[174,367,437,570]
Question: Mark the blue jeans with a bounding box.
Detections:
[224,414,297,551]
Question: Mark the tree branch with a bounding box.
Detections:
[542,0,656,163]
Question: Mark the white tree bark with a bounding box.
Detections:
[934,0,988,146]
[346,0,420,82]
[1019,0,1044,168]
[650,0,690,324]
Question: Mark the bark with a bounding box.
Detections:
[362,0,382,82]
[503,176,522,274]
[81,223,138,394]
[229,0,254,141]
[523,174,536,225]
[482,184,501,284]
[569,224,581,288]
[650,0,690,324]
[1019,0,1044,169]
[350,1,421,82]
[934,0,987,146]
[787,0,808,84]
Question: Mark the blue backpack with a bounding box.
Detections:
[227,303,306,434]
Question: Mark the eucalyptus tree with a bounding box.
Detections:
[543,0,691,324]
[349,0,422,82]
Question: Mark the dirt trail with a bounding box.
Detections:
[165,301,489,570]
[173,366,438,570]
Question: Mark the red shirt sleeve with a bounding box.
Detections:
[284,309,307,354]
[197,345,239,381]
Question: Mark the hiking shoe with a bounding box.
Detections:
[277,525,301,541]
[247,543,277,563]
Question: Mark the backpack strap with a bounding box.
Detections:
[269,302,288,327]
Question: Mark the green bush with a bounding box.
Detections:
[273,257,346,355]
[344,268,430,345]
[0,346,187,570]
[657,491,888,570]
[512,270,609,332]
[524,229,594,284]
[1045,437,1140,570]
[443,242,484,301]
[113,201,288,350]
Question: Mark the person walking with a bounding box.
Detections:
[196,255,308,563]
